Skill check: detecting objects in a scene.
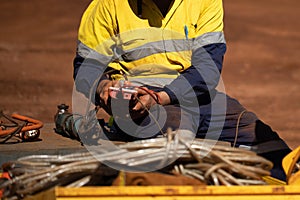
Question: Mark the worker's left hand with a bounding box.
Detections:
[132,88,170,113]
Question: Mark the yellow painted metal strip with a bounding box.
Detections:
[56,197,300,200]
[54,185,300,200]
[262,176,286,185]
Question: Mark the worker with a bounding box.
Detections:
[73,0,291,181]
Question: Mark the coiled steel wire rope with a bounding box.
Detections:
[0,130,273,199]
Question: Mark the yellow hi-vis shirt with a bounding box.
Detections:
[76,0,225,86]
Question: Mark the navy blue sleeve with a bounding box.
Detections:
[73,52,108,104]
[163,43,226,104]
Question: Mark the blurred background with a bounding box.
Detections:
[0,0,299,148]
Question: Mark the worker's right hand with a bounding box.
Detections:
[96,79,119,114]
[97,79,113,106]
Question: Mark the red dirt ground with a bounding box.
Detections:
[0,0,299,149]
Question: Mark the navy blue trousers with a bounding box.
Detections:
[102,90,291,181]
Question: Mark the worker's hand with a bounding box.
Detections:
[97,79,113,105]
[132,88,171,112]
[96,79,119,114]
